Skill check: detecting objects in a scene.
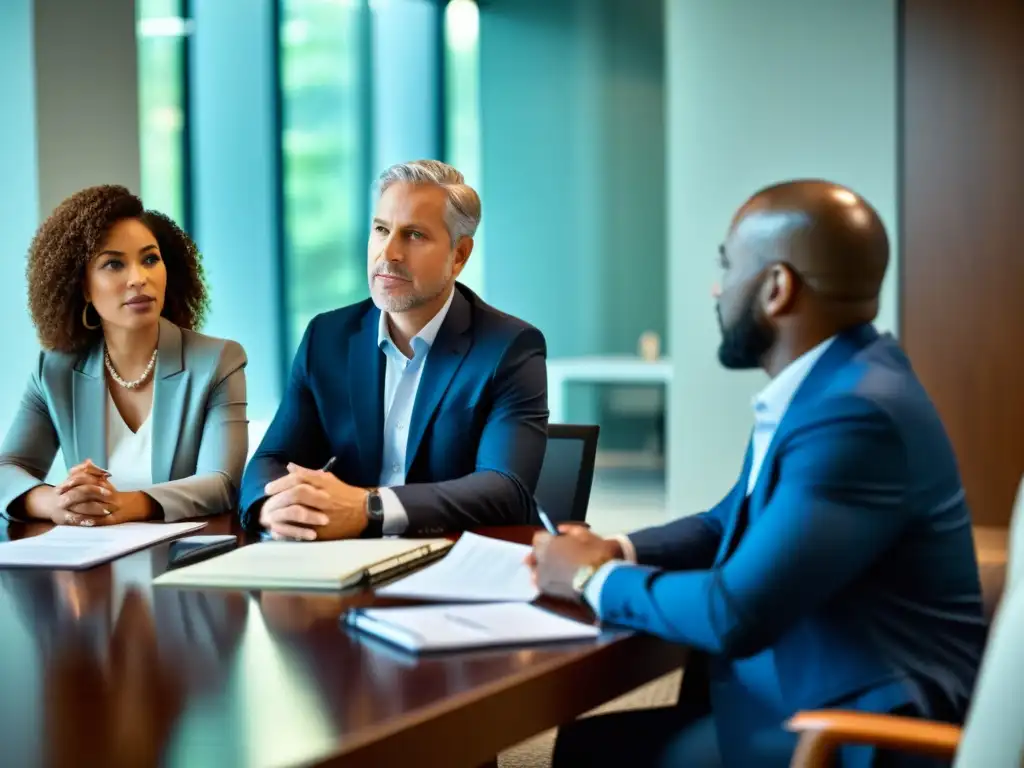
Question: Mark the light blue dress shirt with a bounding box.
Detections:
[583,336,838,608]
[374,288,456,535]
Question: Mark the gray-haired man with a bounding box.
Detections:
[241,160,550,540]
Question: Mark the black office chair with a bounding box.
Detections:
[532,423,600,525]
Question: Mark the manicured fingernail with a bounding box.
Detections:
[103,509,112,516]
[304,530,316,541]
[316,514,329,526]
[82,520,95,527]
[100,488,110,496]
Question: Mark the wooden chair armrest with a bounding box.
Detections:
[786,710,961,768]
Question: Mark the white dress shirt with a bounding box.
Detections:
[374,288,456,535]
[105,389,154,491]
[583,336,837,610]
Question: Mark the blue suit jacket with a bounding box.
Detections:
[603,325,985,766]
[239,284,549,534]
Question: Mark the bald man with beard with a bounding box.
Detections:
[528,181,985,767]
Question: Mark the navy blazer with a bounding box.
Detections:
[603,325,985,767]
[240,284,549,534]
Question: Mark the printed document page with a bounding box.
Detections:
[0,522,207,569]
[376,531,539,602]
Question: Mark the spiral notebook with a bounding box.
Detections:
[153,537,452,591]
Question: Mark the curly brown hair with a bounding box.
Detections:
[26,185,209,353]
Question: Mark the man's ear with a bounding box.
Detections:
[763,263,798,318]
[452,236,474,274]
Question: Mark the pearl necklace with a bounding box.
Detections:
[104,348,158,390]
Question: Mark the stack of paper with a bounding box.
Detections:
[350,532,600,652]
[375,532,538,602]
[0,522,206,570]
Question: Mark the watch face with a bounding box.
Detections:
[367,492,384,519]
[572,565,596,594]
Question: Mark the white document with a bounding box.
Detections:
[375,531,539,602]
[0,521,206,569]
[346,602,600,653]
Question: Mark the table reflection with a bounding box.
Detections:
[165,592,341,768]
[45,587,184,767]
[0,564,249,767]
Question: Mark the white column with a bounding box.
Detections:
[33,0,141,215]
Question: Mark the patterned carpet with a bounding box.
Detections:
[498,670,682,768]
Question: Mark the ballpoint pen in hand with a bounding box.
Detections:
[320,456,337,473]
[537,507,560,536]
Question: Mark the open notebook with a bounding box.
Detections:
[152,538,452,591]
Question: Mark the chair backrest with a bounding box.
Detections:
[532,424,600,525]
[954,474,1024,767]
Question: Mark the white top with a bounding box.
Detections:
[106,389,154,491]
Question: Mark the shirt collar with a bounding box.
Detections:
[377,285,456,356]
[753,335,837,423]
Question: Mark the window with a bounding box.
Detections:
[136,0,189,227]
[279,0,482,353]
[279,0,369,353]
[444,0,483,294]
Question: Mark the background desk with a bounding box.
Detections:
[546,356,672,424]
[0,517,686,768]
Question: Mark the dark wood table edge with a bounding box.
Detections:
[321,633,688,768]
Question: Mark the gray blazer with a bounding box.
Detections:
[0,317,248,522]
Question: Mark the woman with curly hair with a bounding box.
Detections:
[0,185,248,525]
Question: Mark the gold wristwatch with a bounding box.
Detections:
[571,564,598,597]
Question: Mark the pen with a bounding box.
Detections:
[442,612,491,633]
[537,507,559,536]
[321,456,337,473]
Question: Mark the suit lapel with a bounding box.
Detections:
[404,290,472,474]
[715,438,754,565]
[746,322,880,501]
[72,342,107,467]
[348,309,385,482]
[151,318,188,483]
[716,323,883,561]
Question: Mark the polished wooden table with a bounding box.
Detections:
[0,517,687,768]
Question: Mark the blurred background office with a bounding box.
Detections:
[1,0,1020,534]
